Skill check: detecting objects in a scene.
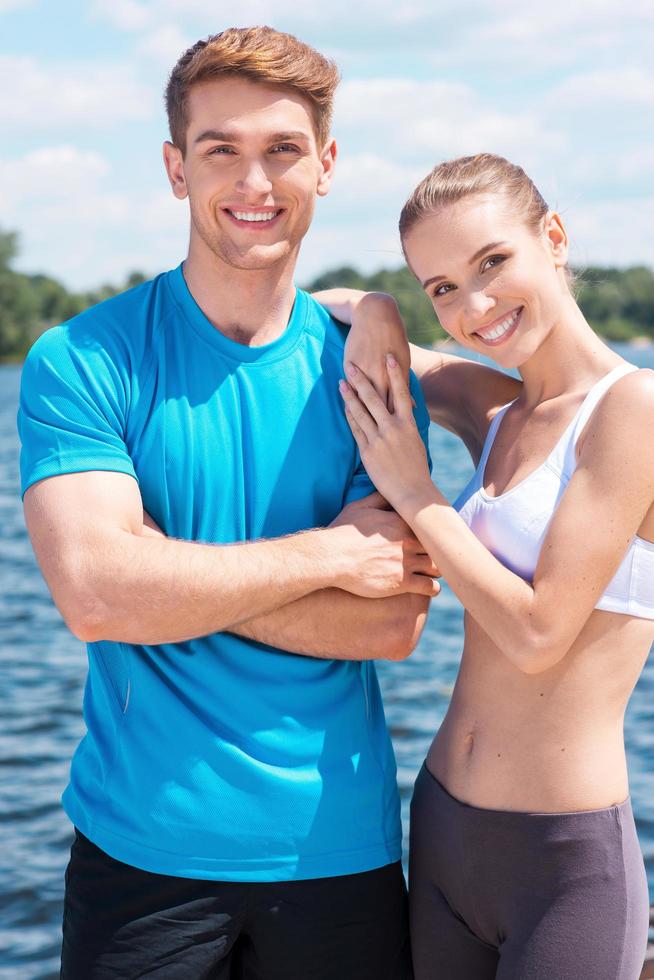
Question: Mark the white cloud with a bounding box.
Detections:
[3,146,186,287]
[90,0,151,31]
[422,0,653,73]
[332,154,425,205]
[83,0,514,41]
[0,146,110,210]
[156,0,454,27]
[0,0,33,10]
[297,214,404,284]
[547,68,654,109]
[568,195,654,270]
[136,24,193,66]
[335,78,567,168]
[87,0,654,59]
[0,56,156,128]
[4,0,653,287]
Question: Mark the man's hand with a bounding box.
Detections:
[139,494,437,659]
[328,493,440,599]
[141,493,441,602]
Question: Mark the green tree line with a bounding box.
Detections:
[308,264,654,346]
[1,227,653,361]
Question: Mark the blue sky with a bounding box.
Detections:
[2,0,653,290]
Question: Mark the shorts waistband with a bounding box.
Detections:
[415,762,632,826]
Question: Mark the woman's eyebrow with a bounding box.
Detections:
[421,241,507,289]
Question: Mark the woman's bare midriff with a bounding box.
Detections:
[426,609,654,813]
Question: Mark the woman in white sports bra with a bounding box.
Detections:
[319,153,654,979]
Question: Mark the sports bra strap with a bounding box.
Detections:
[477,401,515,475]
[570,362,638,446]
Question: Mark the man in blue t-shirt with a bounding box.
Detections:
[18,27,436,980]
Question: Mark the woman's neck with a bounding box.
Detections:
[517,298,622,407]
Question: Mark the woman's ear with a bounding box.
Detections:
[544,210,569,268]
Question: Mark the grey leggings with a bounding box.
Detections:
[409,763,649,980]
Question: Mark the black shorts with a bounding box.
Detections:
[61,830,412,980]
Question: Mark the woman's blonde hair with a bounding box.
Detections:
[399,153,575,288]
[399,153,549,241]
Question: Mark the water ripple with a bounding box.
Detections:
[2,350,654,973]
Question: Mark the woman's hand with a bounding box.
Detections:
[344,293,411,411]
[312,288,411,411]
[340,355,437,518]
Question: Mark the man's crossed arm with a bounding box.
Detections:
[24,470,438,662]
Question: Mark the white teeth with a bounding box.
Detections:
[478,308,520,341]
[230,210,279,222]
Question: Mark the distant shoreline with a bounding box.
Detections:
[2,332,652,368]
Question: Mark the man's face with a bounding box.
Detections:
[164,76,336,272]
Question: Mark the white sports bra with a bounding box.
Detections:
[454,362,654,619]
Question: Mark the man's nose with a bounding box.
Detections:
[236,159,273,197]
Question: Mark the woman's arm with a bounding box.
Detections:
[315,289,521,461]
[340,359,654,674]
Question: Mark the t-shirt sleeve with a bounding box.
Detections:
[342,370,432,506]
[17,323,137,498]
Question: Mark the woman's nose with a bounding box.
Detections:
[465,291,496,320]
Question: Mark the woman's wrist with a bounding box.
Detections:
[395,482,445,524]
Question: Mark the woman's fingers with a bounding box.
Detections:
[343,404,369,446]
[346,363,390,427]
[386,354,414,418]
[340,380,377,442]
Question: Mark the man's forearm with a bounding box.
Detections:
[231,589,430,661]
[25,473,434,648]
[54,527,341,646]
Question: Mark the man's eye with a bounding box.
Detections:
[271,144,298,153]
[210,146,235,155]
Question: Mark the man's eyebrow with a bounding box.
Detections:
[269,131,312,142]
[193,129,311,145]
[421,242,507,290]
[194,130,230,144]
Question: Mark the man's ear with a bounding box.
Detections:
[317,138,337,198]
[163,141,188,201]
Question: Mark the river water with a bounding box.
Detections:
[1,345,653,977]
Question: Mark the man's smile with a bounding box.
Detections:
[223,207,285,229]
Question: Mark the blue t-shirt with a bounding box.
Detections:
[18,264,431,881]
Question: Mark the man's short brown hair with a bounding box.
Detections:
[165,26,340,155]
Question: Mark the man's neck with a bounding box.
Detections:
[182,246,299,348]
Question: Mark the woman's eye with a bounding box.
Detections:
[481,254,506,272]
[433,283,455,298]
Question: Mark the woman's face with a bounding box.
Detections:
[403,193,570,370]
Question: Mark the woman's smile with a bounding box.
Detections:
[472,306,523,346]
